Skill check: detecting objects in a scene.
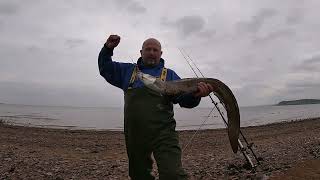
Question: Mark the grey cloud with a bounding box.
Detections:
[237,8,277,34]
[127,2,146,14]
[234,83,273,106]
[286,15,301,25]
[0,2,19,16]
[176,16,206,36]
[275,81,320,100]
[65,38,86,49]
[286,8,304,25]
[238,83,270,92]
[114,0,146,14]
[162,15,206,37]
[26,45,42,52]
[286,81,320,89]
[114,0,132,6]
[302,55,320,65]
[253,29,296,44]
[292,55,320,72]
[198,29,216,39]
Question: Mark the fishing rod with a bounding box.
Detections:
[180,48,260,162]
[179,48,255,167]
[179,48,261,167]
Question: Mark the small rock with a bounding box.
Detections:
[90,150,99,153]
[9,166,15,172]
[55,175,64,180]
[4,158,12,161]
[261,174,269,180]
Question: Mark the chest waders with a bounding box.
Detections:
[124,66,188,180]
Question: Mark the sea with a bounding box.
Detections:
[0,103,320,131]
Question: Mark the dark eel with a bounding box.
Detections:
[137,72,240,153]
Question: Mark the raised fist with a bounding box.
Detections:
[105,35,120,49]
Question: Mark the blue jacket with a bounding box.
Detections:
[98,45,201,108]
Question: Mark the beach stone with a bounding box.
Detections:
[4,158,12,161]
[90,150,99,153]
[46,172,53,176]
[55,176,64,180]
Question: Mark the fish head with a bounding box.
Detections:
[137,71,166,94]
[137,71,157,85]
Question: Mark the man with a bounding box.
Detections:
[98,35,213,180]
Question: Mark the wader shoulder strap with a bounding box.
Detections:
[127,66,138,89]
[160,68,167,82]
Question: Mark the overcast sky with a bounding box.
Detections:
[0,0,319,107]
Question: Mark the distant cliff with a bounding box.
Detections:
[277,99,320,106]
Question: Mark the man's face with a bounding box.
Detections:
[140,39,162,67]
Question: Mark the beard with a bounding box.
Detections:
[143,58,158,67]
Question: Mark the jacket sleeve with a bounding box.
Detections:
[98,45,131,89]
[169,70,201,108]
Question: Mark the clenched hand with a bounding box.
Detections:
[105,35,121,49]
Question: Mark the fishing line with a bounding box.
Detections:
[181,48,206,78]
[182,107,216,152]
[128,55,135,64]
[178,48,199,78]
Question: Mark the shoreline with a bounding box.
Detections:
[1,116,320,132]
[1,118,320,179]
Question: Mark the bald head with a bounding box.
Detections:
[142,38,162,50]
[140,38,163,67]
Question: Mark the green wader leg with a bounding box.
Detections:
[153,129,189,180]
[124,87,188,180]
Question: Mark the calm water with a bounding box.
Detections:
[0,103,320,130]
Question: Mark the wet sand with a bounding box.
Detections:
[0,118,319,179]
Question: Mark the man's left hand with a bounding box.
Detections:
[193,82,214,97]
